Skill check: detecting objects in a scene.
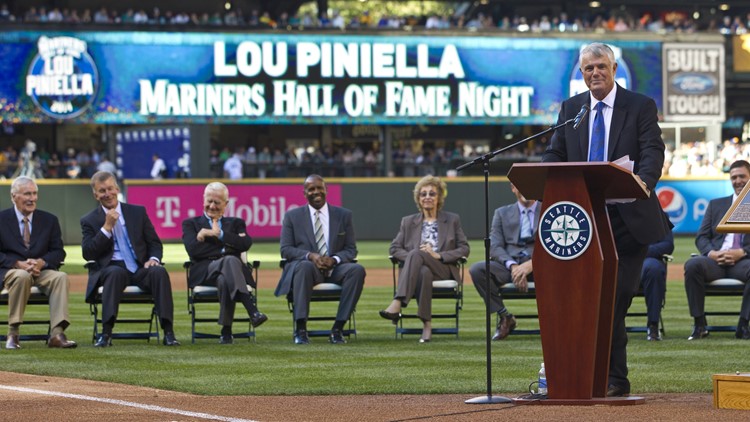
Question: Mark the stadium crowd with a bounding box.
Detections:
[1,3,750,34]
[1,136,747,180]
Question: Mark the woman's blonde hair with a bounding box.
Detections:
[413,175,447,212]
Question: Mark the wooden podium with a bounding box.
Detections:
[508,162,648,406]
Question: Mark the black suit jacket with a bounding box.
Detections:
[182,215,254,289]
[543,85,670,245]
[80,202,163,302]
[0,208,66,287]
[275,204,358,297]
[695,195,750,255]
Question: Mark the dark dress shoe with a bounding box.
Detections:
[163,332,180,346]
[646,323,661,341]
[379,310,401,325]
[48,333,77,348]
[492,314,517,341]
[294,329,310,345]
[5,334,20,349]
[607,384,630,397]
[736,324,750,340]
[329,329,346,344]
[219,334,234,344]
[94,333,112,348]
[251,311,268,328]
[688,326,709,340]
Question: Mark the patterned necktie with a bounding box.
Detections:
[588,102,606,162]
[113,219,139,273]
[314,210,328,256]
[520,209,533,241]
[732,233,743,250]
[22,217,30,248]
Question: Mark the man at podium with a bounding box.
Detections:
[542,42,671,397]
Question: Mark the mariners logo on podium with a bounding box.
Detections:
[538,201,592,260]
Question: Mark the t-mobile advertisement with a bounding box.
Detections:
[126,184,342,240]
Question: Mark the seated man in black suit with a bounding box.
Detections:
[81,171,179,347]
[639,227,674,341]
[684,159,750,340]
[469,183,540,341]
[182,182,268,344]
[275,174,366,345]
[0,176,76,349]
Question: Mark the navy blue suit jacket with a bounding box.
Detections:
[0,208,66,287]
[80,202,163,302]
[543,85,670,245]
[182,216,254,289]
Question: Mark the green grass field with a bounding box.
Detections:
[2,235,742,397]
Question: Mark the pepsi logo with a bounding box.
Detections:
[657,186,687,224]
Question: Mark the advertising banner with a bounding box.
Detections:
[126,183,342,240]
[662,42,725,122]
[0,30,664,125]
[656,179,734,234]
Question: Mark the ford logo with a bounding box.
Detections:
[670,73,716,94]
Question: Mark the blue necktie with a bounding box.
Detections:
[520,209,533,241]
[113,220,138,273]
[588,102,606,162]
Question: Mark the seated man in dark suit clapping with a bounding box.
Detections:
[182,182,268,344]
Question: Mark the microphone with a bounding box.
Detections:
[572,104,590,130]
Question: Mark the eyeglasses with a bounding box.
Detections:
[419,191,438,198]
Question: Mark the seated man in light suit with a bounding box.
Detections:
[275,174,366,345]
[81,171,179,347]
[684,159,750,340]
[183,182,268,344]
[0,176,76,349]
[469,183,540,340]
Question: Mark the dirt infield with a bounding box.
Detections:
[0,371,743,421]
[7,264,748,421]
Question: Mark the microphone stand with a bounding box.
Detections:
[461,114,579,405]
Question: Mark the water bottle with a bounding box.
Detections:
[538,363,547,395]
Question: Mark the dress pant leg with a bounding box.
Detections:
[608,246,648,390]
[98,265,130,325]
[134,265,174,324]
[3,270,32,328]
[207,258,237,326]
[291,261,322,320]
[34,269,70,331]
[413,253,453,321]
[684,256,725,318]
[469,261,510,314]
[328,262,366,321]
[724,259,750,320]
[640,257,666,323]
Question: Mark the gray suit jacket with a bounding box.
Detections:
[543,85,670,245]
[389,211,470,281]
[490,202,542,266]
[275,204,358,297]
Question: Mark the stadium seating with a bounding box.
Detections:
[0,285,50,342]
[389,256,465,338]
[183,258,260,343]
[281,259,357,339]
[86,262,159,343]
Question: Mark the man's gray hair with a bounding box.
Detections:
[204,182,229,200]
[10,176,37,195]
[580,42,616,65]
